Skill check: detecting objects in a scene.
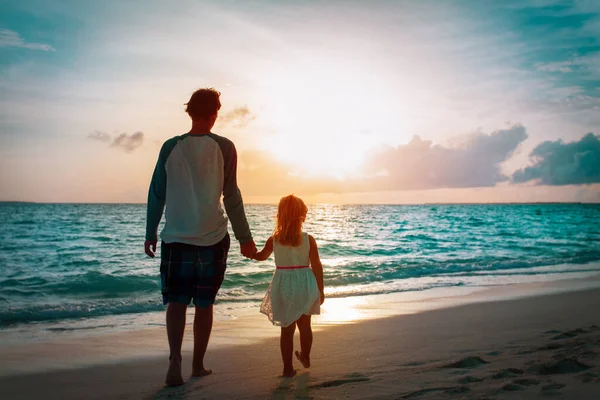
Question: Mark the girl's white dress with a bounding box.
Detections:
[260,232,321,327]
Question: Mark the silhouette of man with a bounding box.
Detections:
[145,88,257,386]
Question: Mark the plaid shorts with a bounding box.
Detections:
[160,233,230,307]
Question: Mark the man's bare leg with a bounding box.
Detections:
[192,304,214,377]
[294,315,312,368]
[280,323,297,377]
[166,302,188,386]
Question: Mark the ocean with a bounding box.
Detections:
[1,202,599,334]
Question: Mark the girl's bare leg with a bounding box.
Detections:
[295,314,312,368]
[280,322,297,377]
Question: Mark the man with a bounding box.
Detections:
[144,88,257,387]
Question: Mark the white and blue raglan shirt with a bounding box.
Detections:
[145,133,252,246]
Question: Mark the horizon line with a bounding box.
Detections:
[1,201,598,206]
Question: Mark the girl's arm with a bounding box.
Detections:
[308,235,325,304]
[253,236,274,261]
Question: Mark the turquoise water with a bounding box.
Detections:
[1,203,599,328]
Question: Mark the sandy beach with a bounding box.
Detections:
[2,278,600,399]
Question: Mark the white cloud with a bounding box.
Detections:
[536,61,576,73]
[364,125,529,190]
[0,29,55,51]
[237,125,529,195]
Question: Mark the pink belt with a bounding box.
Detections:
[276,265,309,270]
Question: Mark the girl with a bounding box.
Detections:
[254,195,325,377]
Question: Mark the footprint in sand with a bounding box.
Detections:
[552,328,586,340]
[579,350,597,360]
[402,386,469,398]
[492,368,524,379]
[445,386,470,395]
[541,382,566,394]
[545,330,562,335]
[443,356,489,369]
[577,371,599,383]
[501,383,524,392]
[307,372,370,389]
[537,358,592,375]
[517,349,536,355]
[537,342,564,351]
[514,378,541,386]
[401,361,428,367]
[457,375,484,384]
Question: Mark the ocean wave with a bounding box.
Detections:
[0,299,163,326]
[0,271,158,299]
[1,203,599,327]
[2,262,600,326]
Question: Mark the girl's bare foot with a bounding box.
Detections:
[282,368,297,378]
[165,357,185,387]
[191,368,213,378]
[295,351,311,368]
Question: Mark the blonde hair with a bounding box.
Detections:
[273,194,308,247]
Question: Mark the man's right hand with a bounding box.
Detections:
[145,240,157,258]
[240,240,257,259]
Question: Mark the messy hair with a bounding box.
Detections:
[273,194,308,247]
[185,88,221,119]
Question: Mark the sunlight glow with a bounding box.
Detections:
[317,296,369,325]
[257,54,410,178]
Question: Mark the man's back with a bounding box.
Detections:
[146,133,251,247]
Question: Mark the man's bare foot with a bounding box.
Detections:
[282,368,297,378]
[165,357,185,387]
[191,368,213,378]
[295,351,311,368]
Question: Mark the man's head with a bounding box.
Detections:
[185,88,221,125]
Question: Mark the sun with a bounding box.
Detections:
[256,66,391,178]
[250,50,415,178]
[266,125,370,178]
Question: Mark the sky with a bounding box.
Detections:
[1,0,599,204]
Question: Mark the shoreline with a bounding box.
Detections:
[1,275,600,376]
[1,276,600,398]
[2,263,600,346]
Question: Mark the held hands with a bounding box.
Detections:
[240,239,257,259]
[146,239,257,259]
[144,240,157,258]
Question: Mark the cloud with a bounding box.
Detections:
[363,125,528,190]
[536,61,576,73]
[0,29,55,51]
[237,125,529,196]
[219,106,256,128]
[512,133,600,185]
[87,130,111,142]
[111,131,144,152]
[87,130,144,152]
